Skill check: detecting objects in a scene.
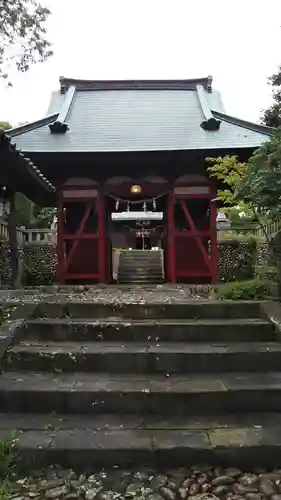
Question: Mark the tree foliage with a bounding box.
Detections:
[0,0,52,84]
[31,206,56,228]
[239,132,281,220]
[262,67,281,127]
[207,133,281,246]
[206,150,274,243]
[206,155,252,215]
[0,122,12,130]
[14,193,33,227]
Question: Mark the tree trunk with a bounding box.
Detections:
[8,193,21,289]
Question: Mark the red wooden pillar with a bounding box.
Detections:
[98,189,106,283]
[167,190,176,283]
[56,190,64,283]
[210,184,218,283]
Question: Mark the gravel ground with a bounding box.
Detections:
[8,466,281,500]
[0,285,215,305]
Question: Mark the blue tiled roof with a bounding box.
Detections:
[8,77,274,153]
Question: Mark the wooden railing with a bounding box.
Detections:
[0,219,56,246]
[253,221,281,240]
[217,221,281,241]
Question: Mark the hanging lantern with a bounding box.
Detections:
[152,198,156,210]
[115,198,119,210]
[130,184,142,194]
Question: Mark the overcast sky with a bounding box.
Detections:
[1,0,281,126]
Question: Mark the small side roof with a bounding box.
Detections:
[7,76,274,153]
[0,130,55,204]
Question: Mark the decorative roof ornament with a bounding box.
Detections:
[207,75,213,93]
[49,85,76,134]
[196,84,221,131]
[49,121,69,134]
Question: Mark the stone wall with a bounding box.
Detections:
[0,240,271,288]
[0,242,13,288]
[23,245,56,286]
[0,243,56,288]
[218,239,257,282]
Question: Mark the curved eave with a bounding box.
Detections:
[0,131,55,205]
[212,111,275,136]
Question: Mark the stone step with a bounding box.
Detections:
[2,371,281,414]
[23,318,275,342]
[119,265,161,268]
[119,264,162,269]
[119,265,162,274]
[120,253,161,258]
[118,278,164,284]
[1,412,281,468]
[7,341,281,374]
[120,251,161,257]
[33,301,264,320]
[118,273,162,278]
[120,262,161,267]
[118,269,162,280]
[118,251,163,284]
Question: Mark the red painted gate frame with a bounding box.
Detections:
[167,185,218,283]
[56,187,106,282]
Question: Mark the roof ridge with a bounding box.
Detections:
[213,111,275,136]
[59,76,213,92]
[7,114,59,137]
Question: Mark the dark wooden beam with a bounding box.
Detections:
[8,193,21,289]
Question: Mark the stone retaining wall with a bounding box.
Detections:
[0,241,270,287]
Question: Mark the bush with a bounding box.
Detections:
[217,279,272,300]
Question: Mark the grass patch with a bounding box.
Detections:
[217,279,272,300]
[0,431,18,499]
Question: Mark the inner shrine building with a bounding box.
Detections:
[7,76,273,284]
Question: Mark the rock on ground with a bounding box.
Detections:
[8,466,281,500]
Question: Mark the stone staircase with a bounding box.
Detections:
[1,300,281,468]
[118,250,164,283]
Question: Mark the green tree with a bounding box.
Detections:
[239,132,281,221]
[226,207,256,231]
[14,193,34,226]
[206,155,270,241]
[31,206,55,228]
[262,67,281,127]
[0,0,52,84]
[0,122,12,130]
[238,132,281,286]
[207,155,252,212]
